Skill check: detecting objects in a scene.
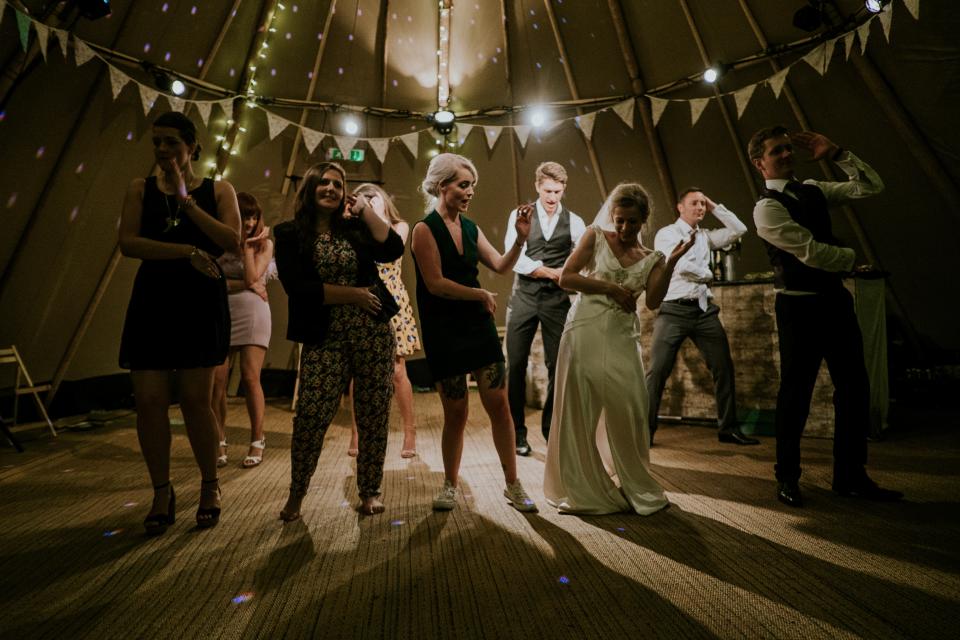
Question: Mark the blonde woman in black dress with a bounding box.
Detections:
[119,112,240,534]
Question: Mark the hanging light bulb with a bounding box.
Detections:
[343,118,360,135]
[530,107,547,128]
[865,0,890,13]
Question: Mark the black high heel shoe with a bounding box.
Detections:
[196,478,221,529]
[143,482,176,536]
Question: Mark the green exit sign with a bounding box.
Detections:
[324,148,364,162]
[326,148,343,160]
[349,149,365,162]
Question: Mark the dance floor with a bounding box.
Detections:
[1,393,958,639]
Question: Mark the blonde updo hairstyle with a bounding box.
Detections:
[420,153,478,212]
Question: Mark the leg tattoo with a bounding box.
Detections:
[438,375,468,400]
[478,361,506,390]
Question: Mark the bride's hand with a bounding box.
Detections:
[607,283,639,313]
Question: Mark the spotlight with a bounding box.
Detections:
[865,0,890,13]
[170,79,186,96]
[529,107,547,128]
[792,2,823,32]
[77,0,111,20]
[430,109,456,135]
[343,118,360,135]
[703,67,719,83]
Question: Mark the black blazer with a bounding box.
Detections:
[274,220,404,344]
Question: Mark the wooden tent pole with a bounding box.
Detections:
[498,0,521,204]
[678,0,758,202]
[541,0,607,199]
[43,2,245,408]
[280,0,338,198]
[606,0,677,213]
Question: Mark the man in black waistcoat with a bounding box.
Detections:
[504,162,586,455]
[749,125,902,507]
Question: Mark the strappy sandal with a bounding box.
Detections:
[143,482,176,536]
[242,439,265,468]
[196,479,221,529]
[216,440,228,468]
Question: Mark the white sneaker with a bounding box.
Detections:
[432,480,457,511]
[504,480,538,513]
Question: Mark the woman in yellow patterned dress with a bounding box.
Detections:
[349,183,422,457]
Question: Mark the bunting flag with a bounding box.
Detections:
[194,101,213,125]
[769,68,789,98]
[108,64,130,99]
[74,39,96,66]
[166,95,186,113]
[333,135,357,153]
[218,97,235,117]
[456,123,473,145]
[265,110,290,140]
[733,84,756,119]
[482,126,502,151]
[54,28,69,58]
[514,125,532,148]
[34,22,50,60]
[15,9,31,51]
[613,98,635,128]
[368,138,390,163]
[879,5,893,42]
[301,128,324,154]
[904,0,920,20]
[803,43,828,75]
[857,19,872,55]
[138,84,159,116]
[399,132,419,158]
[689,98,709,126]
[576,112,596,140]
[823,38,838,73]
[649,96,668,126]
[844,31,856,61]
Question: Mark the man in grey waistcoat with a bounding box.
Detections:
[504,162,586,455]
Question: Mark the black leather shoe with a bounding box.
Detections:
[832,477,903,501]
[718,429,760,445]
[515,437,531,456]
[777,481,803,507]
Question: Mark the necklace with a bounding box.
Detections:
[162,194,181,233]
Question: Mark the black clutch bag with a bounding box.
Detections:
[373,279,400,322]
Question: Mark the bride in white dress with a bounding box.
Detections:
[543,182,695,515]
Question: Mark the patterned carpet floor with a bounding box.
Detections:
[1,394,958,639]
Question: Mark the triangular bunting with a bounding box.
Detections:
[456,123,474,145]
[613,98,635,129]
[903,0,919,20]
[53,28,69,58]
[822,38,838,73]
[166,95,186,113]
[689,98,710,126]
[15,9,31,51]
[34,22,50,60]
[803,44,828,75]
[218,97,235,116]
[649,97,668,126]
[265,110,290,140]
[74,39,96,66]
[195,101,213,125]
[514,125,532,148]
[138,84,159,116]
[108,64,130,99]
[769,68,789,99]
[576,112,596,140]
[733,84,756,119]
[399,132,419,158]
[879,4,893,41]
[844,31,856,61]
[301,128,324,154]
[482,126,502,151]
[333,135,357,153]
[368,138,390,164]
[857,19,872,55]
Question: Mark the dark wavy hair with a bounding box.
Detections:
[153,111,202,160]
[237,192,264,242]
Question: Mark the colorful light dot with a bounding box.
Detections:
[6,193,18,208]
[292,4,299,12]
[285,32,292,39]
[190,6,197,15]
[231,592,254,604]
[348,34,354,41]
[75,163,84,174]
[533,23,539,30]
[197,58,204,68]
[390,520,404,526]
[317,32,323,40]
[0,110,5,122]
[338,67,344,75]
[391,79,398,87]
[143,43,151,53]
[229,68,236,77]
[123,502,138,508]
[126,131,134,140]
[558,576,570,584]
[36,146,46,159]
[102,529,123,537]
[161,3,168,12]
[270,68,277,76]
[616,527,625,532]
[69,206,80,222]
[164,52,171,62]
[263,169,271,178]
[307,71,313,79]
[536,62,542,69]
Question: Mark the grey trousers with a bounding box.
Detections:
[644,300,738,435]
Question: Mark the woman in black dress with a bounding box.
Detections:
[410,153,537,512]
[274,162,404,520]
[118,112,240,534]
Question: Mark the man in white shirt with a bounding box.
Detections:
[749,125,901,507]
[504,162,586,455]
[645,188,756,447]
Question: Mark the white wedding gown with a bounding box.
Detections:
[543,227,669,515]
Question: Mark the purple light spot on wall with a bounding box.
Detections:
[75,163,84,174]
[391,79,398,87]
[285,32,292,39]
[231,592,254,604]
[533,22,539,29]
[407,15,412,21]
[126,131,134,141]
[558,576,570,584]
[6,193,17,208]
[530,9,536,15]
[293,5,299,12]
[348,34,354,41]
[161,2,168,11]
[232,9,237,16]
[102,530,123,537]
[191,6,197,15]
[491,56,498,63]
[36,146,45,159]
[229,68,236,77]
[0,110,5,122]
[616,527,625,532]
[496,47,502,53]
[536,62,542,69]
[143,43,151,53]
[197,58,204,67]
[307,71,313,79]
[357,8,362,16]
[264,169,271,178]
[69,206,80,222]
[318,32,323,40]
[164,52,171,62]
[390,520,404,526]
[338,67,344,75]
[270,68,277,76]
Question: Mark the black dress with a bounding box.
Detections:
[412,210,503,380]
[119,177,229,370]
